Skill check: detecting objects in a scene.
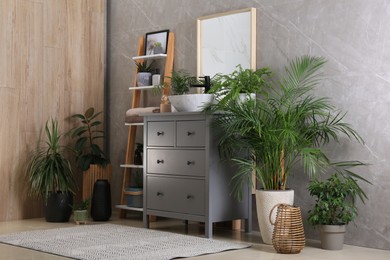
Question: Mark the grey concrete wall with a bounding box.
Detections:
[107,0,390,250]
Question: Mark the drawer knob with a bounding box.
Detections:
[157,159,164,164]
[157,192,164,196]
[186,194,194,199]
[187,131,195,136]
[187,161,195,165]
[157,131,164,136]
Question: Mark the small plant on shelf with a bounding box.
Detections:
[208,65,271,107]
[135,60,154,73]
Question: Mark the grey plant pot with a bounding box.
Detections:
[137,72,152,86]
[319,225,346,250]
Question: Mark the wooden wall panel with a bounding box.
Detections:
[44,0,66,48]
[0,0,105,221]
[0,0,15,89]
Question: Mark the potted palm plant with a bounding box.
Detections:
[26,118,76,222]
[69,107,111,201]
[207,56,364,244]
[308,162,370,250]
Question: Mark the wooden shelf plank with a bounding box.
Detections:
[129,85,155,90]
[115,205,143,212]
[132,54,167,60]
[120,164,143,169]
[125,122,144,126]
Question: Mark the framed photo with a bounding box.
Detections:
[145,29,169,55]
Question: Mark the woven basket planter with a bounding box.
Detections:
[270,204,305,254]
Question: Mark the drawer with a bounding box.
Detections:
[147,176,205,215]
[147,121,174,146]
[147,149,205,177]
[176,120,206,147]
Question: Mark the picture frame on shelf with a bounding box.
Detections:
[145,29,169,55]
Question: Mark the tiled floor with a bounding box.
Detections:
[0,212,389,260]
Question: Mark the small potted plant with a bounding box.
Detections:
[169,70,194,95]
[69,107,111,200]
[308,163,371,250]
[73,198,90,224]
[135,60,154,86]
[168,70,214,112]
[208,65,271,106]
[26,118,76,222]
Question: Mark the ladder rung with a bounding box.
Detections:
[125,122,144,126]
[120,164,143,169]
[132,54,167,60]
[115,205,143,212]
[129,86,155,90]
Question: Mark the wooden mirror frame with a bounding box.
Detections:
[197,8,256,78]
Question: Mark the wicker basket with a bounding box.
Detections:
[269,204,305,254]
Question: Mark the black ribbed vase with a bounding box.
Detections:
[91,179,112,221]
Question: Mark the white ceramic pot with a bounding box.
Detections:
[168,94,214,112]
[255,189,294,244]
[238,93,256,103]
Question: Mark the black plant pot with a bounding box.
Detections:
[91,179,112,221]
[45,191,73,222]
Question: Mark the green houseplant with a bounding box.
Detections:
[208,56,364,244]
[168,70,195,95]
[26,118,76,222]
[135,60,154,86]
[73,198,90,224]
[208,65,271,106]
[69,107,111,201]
[69,107,109,171]
[168,70,214,112]
[308,163,370,250]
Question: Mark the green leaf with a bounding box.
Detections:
[85,107,95,118]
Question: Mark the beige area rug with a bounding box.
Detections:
[0,224,250,260]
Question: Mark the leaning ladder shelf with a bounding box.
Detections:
[117,32,174,218]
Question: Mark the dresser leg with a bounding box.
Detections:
[143,213,149,228]
[205,221,212,238]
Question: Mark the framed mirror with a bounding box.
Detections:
[197,8,256,78]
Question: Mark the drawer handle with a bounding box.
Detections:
[157,192,164,196]
[157,131,164,136]
[187,161,195,165]
[186,194,194,199]
[187,131,195,136]
[157,159,164,164]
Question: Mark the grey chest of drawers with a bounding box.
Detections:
[143,112,252,238]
